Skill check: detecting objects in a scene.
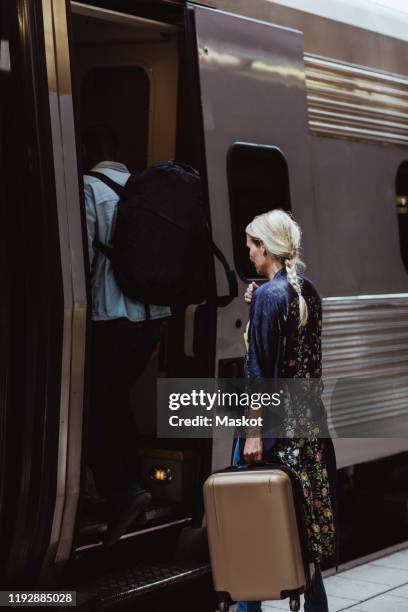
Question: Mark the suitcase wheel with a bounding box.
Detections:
[289,596,300,611]
[216,591,230,611]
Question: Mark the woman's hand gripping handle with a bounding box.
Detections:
[244,282,259,305]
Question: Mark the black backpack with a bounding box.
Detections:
[87,161,237,308]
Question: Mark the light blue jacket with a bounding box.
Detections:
[84,161,171,322]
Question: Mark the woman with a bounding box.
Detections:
[233,210,337,612]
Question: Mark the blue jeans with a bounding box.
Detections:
[232,439,329,612]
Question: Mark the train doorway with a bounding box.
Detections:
[70,3,216,556]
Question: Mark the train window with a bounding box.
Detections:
[227,143,291,280]
[80,66,150,172]
[396,161,408,274]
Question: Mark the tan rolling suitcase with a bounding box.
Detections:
[203,464,313,611]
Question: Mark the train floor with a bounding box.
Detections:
[255,541,408,612]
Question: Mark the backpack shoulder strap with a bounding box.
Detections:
[86,171,123,260]
[86,170,126,198]
[94,239,113,260]
[211,239,238,306]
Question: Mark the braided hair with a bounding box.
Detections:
[246,210,308,326]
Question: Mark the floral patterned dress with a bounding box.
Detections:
[241,267,336,564]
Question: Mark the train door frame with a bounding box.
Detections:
[40,0,87,576]
[0,0,86,585]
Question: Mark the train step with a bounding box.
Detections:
[73,560,212,610]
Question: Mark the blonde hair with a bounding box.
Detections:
[246,209,308,326]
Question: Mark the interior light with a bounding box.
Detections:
[151,467,172,482]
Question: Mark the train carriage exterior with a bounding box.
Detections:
[1,0,408,607]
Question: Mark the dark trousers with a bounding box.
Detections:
[88,317,165,501]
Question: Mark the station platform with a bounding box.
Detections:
[232,541,408,611]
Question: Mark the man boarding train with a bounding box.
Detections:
[83,127,170,547]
